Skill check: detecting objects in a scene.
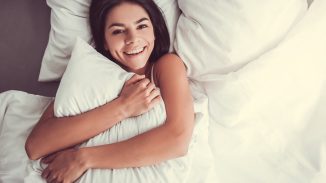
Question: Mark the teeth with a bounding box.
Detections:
[125,47,144,55]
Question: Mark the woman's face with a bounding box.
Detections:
[104,2,155,74]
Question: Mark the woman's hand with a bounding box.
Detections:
[41,148,88,183]
[118,74,161,117]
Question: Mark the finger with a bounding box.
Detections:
[41,167,50,180]
[50,176,61,183]
[137,78,151,89]
[47,173,57,183]
[148,95,162,109]
[49,178,58,183]
[42,154,57,164]
[125,74,145,85]
[145,83,156,96]
[148,88,161,101]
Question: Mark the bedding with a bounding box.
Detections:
[23,38,213,182]
[54,38,133,116]
[174,0,310,127]
[0,89,212,183]
[204,0,326,182]
[28,38,200,182]
[38,0,180,82]
[0,91,52,183]
[2,0,326,183]
[175,0,308,80]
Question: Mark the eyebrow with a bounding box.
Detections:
[108,17,149,29]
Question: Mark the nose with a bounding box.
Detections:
[125,30,138,45]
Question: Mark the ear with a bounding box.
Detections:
[104,43,108,50]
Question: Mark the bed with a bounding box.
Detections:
[1,0,326,182]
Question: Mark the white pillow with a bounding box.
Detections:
[38,0,92,82]
[38,0,180,82]
[175,0,308,80]
[54,38,132,116]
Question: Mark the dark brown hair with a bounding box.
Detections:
[89,0,170,63]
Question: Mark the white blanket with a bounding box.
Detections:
[0,84,214,183]
[0,91,52,183]
[205,0,326,182]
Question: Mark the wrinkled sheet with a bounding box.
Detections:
[204,0,326,182]
[0,91,52,183]
[0,84,215,183]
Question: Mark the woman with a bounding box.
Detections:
[25,0,194,182]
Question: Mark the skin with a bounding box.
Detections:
[25,2,194,183]
[104,2,155,75]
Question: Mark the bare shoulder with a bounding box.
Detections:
[153,53,187,87]
[155,53,184,69]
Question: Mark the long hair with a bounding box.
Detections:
[89,0,170,63]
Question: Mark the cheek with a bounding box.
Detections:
[143,28,155,43]
[106,36,123,53]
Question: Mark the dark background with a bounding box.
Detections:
[0,0,59,97]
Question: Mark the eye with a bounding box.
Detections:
[112,29,124,35]
[137,24,148,30]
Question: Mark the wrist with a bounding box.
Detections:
[78,148,93,169]
[100,97,128,124]
[115,97,130,119]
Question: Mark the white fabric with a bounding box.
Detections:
[205,0,326,182]
[54,38,133,116]
[175,0,307,80]
[0,91,53,183]
[205,0,326,128]
[0,89,212,183]
[25,38,212,182]
[39,0,93,82]
[38,0,180,82]
[308,0,314,5]
[3,0,326,182]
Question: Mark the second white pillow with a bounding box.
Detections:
[175,0,308,80]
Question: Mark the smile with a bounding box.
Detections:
[124,47,145,55]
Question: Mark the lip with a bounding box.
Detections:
[123,46,146,56]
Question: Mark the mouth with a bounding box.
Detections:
[124,46,146,56]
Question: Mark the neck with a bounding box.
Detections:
[131,62,152,79]
[144,62,153,79]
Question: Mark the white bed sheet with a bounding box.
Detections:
[204,0,326,182]
[0,88,215,183]
[0,91,52,183]
[208,85,326,183]
[1,83,325,183]
[1,88,325,183]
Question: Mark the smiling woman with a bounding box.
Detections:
[24,0,195,182]
[90,0,170,77]
[103,3,156,74]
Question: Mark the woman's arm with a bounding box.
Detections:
[81,54,195,169]
[25,74,161,160]
[39,54,194,182]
